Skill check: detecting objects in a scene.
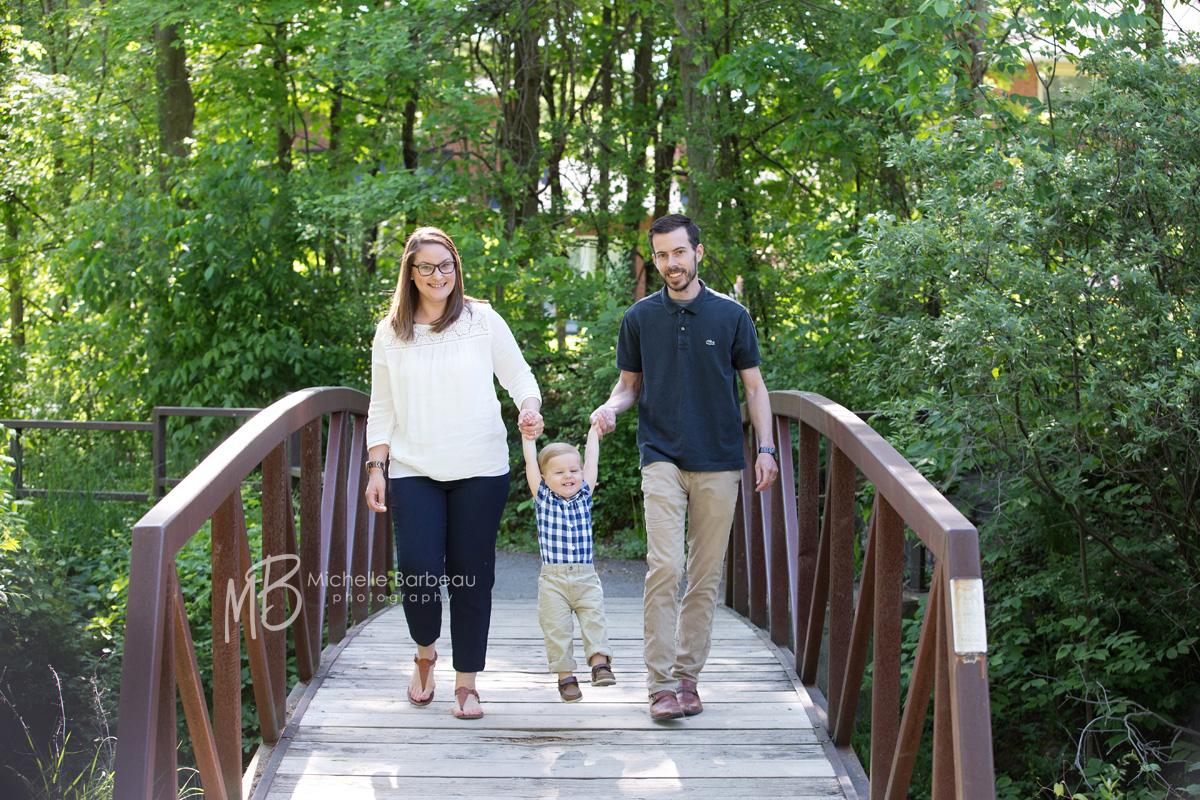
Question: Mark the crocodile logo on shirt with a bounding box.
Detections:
[706,339,716,346]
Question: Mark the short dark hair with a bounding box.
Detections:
[648,214,701,251]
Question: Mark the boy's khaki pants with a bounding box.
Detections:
[537,562,612,673]
[641,461,742,696]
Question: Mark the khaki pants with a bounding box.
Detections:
[537,562,613,673]
[641,462,742,695]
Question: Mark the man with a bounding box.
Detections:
[590,214,779,721]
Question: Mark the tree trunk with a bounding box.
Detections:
[5,196,23,351]
[671,0,714,222]
[956,0,989,115]
[154,22,195,186]
[625,11,654,298]
[39,0,60,75]
[325,81,344,272]
[274,22,293,173]
[498,2,545,241]
[652,48,679,223]
[402,86,419,171]
[543,66,566,218]
[1145,0,1164,50]
[595,4,616,266]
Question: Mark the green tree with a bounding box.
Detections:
[854,41,1200,796]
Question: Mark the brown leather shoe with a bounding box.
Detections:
[677,679,703,716]
[649,690,684,720]
[558,676,583,703]
[590,660,616,686]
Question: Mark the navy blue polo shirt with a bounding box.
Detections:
[616,281,761,471]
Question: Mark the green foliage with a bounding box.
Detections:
[496,262,648,558]
[4,0,1198,796]
[854,40,1200,796]
[0,452,120,799]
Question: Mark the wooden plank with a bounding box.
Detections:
[297,710,818,731]
[315,683,803,698]
[290,726,822,745]
[265,774,846,800]
[306,686,806,704]
[250,596,848,799]
[273,740,837,779]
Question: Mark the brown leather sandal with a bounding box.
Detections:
[407,652,437,707]
[453,686,483,719]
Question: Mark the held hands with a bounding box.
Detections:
[518,408,544,440]
[753,451,779,493]
[589,405,616,437]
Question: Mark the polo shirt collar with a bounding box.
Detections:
[661,279,709,315]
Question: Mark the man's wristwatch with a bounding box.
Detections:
[365,460,386,473]
[757,446,777,458]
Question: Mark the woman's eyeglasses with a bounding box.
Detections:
[413,261,456,276]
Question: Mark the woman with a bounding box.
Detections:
[364,226,543,720]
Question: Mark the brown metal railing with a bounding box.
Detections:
[728,391,994,800]
[1,407,262,501]
[111,387,393,800]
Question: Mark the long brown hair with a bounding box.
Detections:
[385,226,467,341]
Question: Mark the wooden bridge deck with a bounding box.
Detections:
[250,597,854,800]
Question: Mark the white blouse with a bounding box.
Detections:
[367,302,540,482]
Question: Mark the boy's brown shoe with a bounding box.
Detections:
[591,660,616,686]
[558,676,583,703]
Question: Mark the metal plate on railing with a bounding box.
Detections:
[950,577,988,655]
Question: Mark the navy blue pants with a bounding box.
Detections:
[389,473,509,673]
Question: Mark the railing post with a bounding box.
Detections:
[870,495,904,800]
[172,569,228,800]
[152,408,167,498]
[261,443,290,736]
[745,431,768,629]
[932,566,955,800]
[237,519,280,746]
[728,489,749,615]
[212,491,246,800]
[153,568,177,800]
[371,502,392,614]
[326,411,351,643]
[948,576,994,799]
[887,567,941,800]
[113,530,169,800]
[826,445,856,727]
[834,504,874,746]
[801,462,833,686]
[9,425,22,494]
[767,415,792,647]
[347,414,370,625]
[796,421,820,675]
[905,533,927,592]
[300,418,324,671]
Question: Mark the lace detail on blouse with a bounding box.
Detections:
[378,305,490,350]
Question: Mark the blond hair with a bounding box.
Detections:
[537,442,582,474]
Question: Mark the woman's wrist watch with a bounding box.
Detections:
[365,460,386,473]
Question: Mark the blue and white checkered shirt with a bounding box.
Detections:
[535,479,594,564]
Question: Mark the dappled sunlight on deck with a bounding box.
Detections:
[252,598,846,799]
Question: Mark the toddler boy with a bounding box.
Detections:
[522,424,616,702]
